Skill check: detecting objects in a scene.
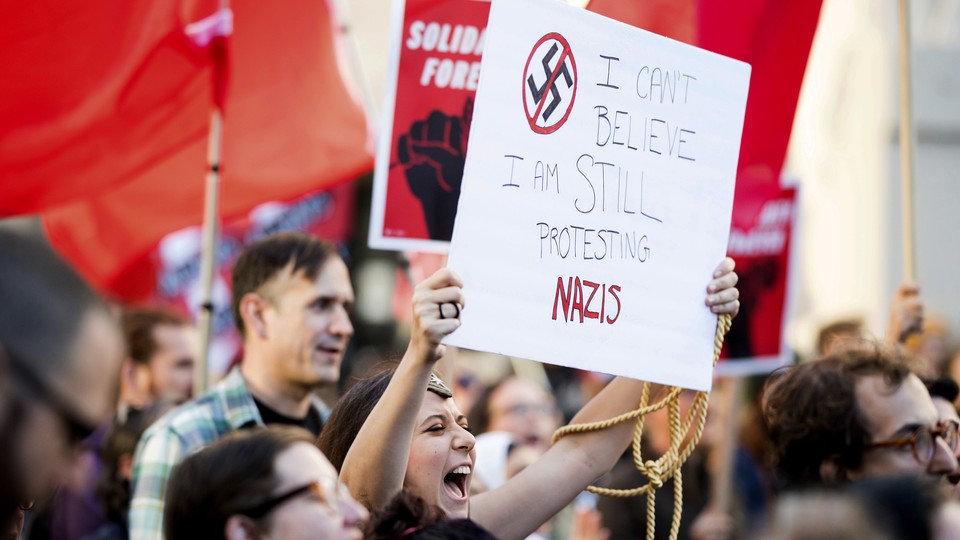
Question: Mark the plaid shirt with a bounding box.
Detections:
[127,368,328,540]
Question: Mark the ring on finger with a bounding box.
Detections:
[439,302,460,320]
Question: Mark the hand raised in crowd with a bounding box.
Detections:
[706,257,740,317]
[887,281,924,343]
[689,508,735,540]
[410,267,465,364]
[570,506,611,540]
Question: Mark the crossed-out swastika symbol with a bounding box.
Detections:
[522,32,577,134]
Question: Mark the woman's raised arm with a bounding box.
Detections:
[339,268,465,510]
[471,258,739,540]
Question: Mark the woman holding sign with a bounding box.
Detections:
[318,259,739,540]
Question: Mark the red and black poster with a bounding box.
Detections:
[717,181,798,376]
[369,0,490,252]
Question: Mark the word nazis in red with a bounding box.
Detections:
[551,276,621,324]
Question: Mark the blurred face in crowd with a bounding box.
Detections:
[10,307,124,499]
[260,258,354,389]
[854,373,958,480]
[142,323,198,404]
[247,443,367,540]
[405,392,476,519]
[487,377,560,451]
[930,396,960,490]
[1,503,25,540]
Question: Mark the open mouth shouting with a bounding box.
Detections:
[443,464,472,504]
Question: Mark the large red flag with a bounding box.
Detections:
[0,0,219,214]
[590,0,822,369]
[42,0,372,300]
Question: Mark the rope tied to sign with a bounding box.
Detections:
[551,313,733,540]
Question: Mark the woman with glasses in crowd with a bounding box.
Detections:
[164,425,367,540]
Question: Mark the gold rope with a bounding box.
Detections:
[551,313,732,540]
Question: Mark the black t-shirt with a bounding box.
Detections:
[253,396,323,437]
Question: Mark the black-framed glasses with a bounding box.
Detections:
[240,479,341,519]
[3,346,98,444]
[867,420,960,465]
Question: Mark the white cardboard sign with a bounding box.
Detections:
[445,0,750,391]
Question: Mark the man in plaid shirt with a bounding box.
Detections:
[128,233,353,540]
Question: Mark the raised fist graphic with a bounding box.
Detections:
[396,98,474,241]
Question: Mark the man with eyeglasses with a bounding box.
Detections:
[763,345,959,491]
[924,377,960,492]
[0,229,124,522]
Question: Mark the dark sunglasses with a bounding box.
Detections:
[4,347,98,444]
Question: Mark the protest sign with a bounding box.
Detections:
[717,182,797,377]
[369,0,491,252]
[445,0,750,391]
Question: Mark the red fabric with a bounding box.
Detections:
[0,0,217,214]
[42,0,372,300]
[586,0,696,44]
[588,0,822,366]
[589,0,822,194]
[697,0,823,193]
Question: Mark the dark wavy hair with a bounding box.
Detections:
[762,344,911,489]
[164,426,315,539]
[317,369,394,471]
[365,491,497,540]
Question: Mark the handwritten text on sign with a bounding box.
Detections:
[446,0,750,391]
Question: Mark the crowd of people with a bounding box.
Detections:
[3,226,960,540]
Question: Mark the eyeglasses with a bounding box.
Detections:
[4,347,98,444]
[501,403,556,418]
[867,420,960,465]
[241,479,343,519]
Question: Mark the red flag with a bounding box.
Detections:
[589,0,822,192]
[586,0,696,44]
[0,0,218,214]
[590,0,822,368]
[697,0,823,193]
[42,0,372,300]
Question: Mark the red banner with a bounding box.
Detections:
[369,0,490,252]
[591,0,821,372]
[42,0,372,301]
[717,183,797,375]
[0,0,220,215]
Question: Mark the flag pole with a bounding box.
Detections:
[897,0,917,281]
[193,0,231,396]
[195,108,223,396]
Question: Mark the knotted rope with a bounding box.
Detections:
[551,313,732,540]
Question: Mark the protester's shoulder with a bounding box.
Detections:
[139,373,249,450]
